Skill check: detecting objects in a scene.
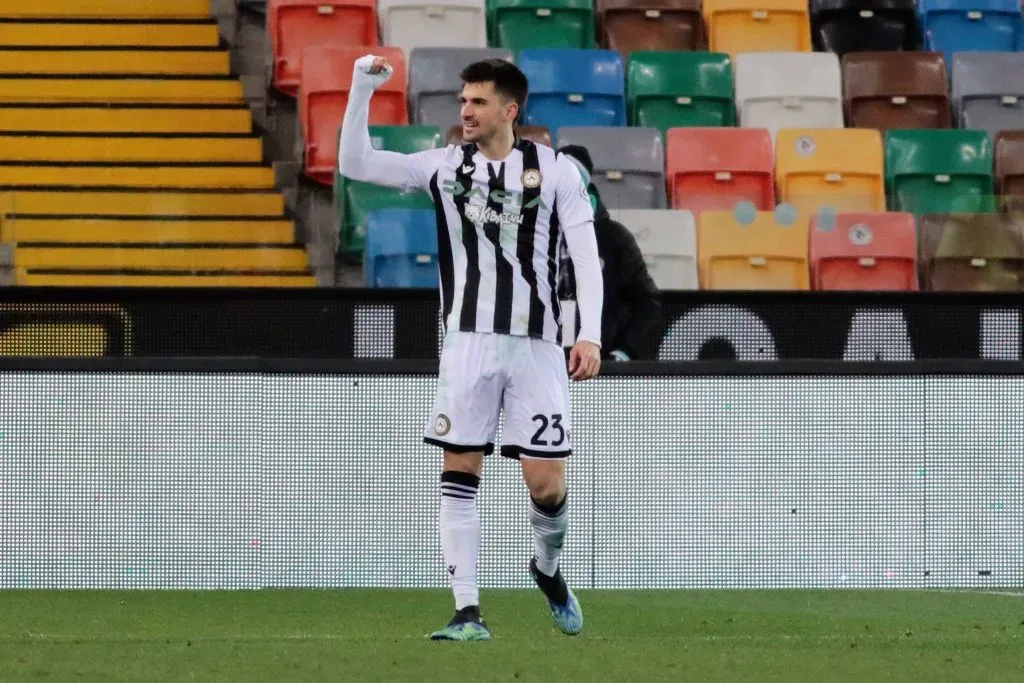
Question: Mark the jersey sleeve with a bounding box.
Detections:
[553,152,595,230]
[337,83,446,192]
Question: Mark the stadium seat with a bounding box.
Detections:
[809,211,918,290]
[336,125,442,256]
[614,209,698,289]
[299,45,408,185]
[995,131,1024,211]
[702,0,812,57]
[378,0,488,55]
[409,47,513,127]
[735,51,843,139]
[666,127,775,212]
[774,128,885,217]
[809,0,918,55]
[627,51,735,134]
[364,208,440,288]
[556,126,666,209]
[518,49,626,129]
[918,0,1024,66]
[918,212,1024,291]
[951,52,1024,141]
[842,52,951,132]
[267,0,378,97]
[885,129,996,215]
[445,124,552,145]
[697,207,810,289]
[491,0,596,54]
[598,0,705,56]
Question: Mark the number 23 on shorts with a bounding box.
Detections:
[530,413,566,447]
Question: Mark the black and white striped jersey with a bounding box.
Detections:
[400,138,596,345]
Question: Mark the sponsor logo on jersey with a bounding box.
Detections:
[440,179,549,211]
[464,203,524,226]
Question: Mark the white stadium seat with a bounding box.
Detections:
[377,0,487,55]
[613,209,698,290]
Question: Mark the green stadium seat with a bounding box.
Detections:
[884,129,996,216]
[491,0,596,55]
[336,124,443,257]
[627,51,734,134]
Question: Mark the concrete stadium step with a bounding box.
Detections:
[0,48,231,76]
[0,0,212,19]
[0,164,275,189]
[0,21,221,47]
[2,218,296,244]
[0,104,253,134]
[16,270,318,287]
[1,190,285,216]
[14,245,310,270]
[0,134,262,163]
[0,76,243,103]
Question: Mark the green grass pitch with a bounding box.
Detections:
[0,589,1021,682]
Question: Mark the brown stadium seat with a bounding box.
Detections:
[918,213,1024,291]
[995,131,1024,212]
[446,125,553,146]
[597,0,704,57]
[843,52,952,132]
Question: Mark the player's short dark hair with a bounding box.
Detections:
[460,59,528,116]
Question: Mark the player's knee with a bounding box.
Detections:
[527,478,566,508]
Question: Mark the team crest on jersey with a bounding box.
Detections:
[521,168,542,188]
[435,414,451,436]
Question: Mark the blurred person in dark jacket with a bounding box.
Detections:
[556,144,664,361]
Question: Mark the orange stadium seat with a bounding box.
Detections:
[597,0,705,57]
[995,131,1024,212]
[842,52,952,132]
[698,207,810,289]
[702,0,811,57]
[268,0,378,97]
[299,44,408,185]
[774,128,885,217]
[666,127,775,212]
[918,213,1024,291]
[809,211,918,290]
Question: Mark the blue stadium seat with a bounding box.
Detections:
[517,49,626,130]
[918,0,1024,66]
[364,209,440,288]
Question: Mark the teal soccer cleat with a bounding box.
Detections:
[428,606,492,641]
[530,557,583,636]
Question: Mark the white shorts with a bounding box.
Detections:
[424,331,572,459]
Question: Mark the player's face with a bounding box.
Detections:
[459,81,516,143]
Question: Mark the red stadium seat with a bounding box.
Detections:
[299,44,407,185]
[268,0,378,97]
[809,211,918,290]
[666,127,775,212]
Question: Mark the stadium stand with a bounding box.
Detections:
[808,210,918,290]
[556,126,667,209]
[842,51,952,132]
[666,127,776,212]
[0,0,315,287]
[626,51,736,133]
[697,208,811,289]
[615,208,699,289]
[918,213,1024,291]
[810,0,918,55]
[735,51,843,139]
[597,0,705,56]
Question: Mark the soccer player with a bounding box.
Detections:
[338,55,604,642]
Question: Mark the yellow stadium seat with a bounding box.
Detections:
[0,135,261,163]
[0,49,230,76]
[0,0,211,19]
[1,218,295,244]
[0,105,252,134]
[698,209,810,289]
[0,77,243,103]
[2,191,284,217]
[774,128,885,217]
[0,21,220,47]
[0,165,275,190]
[15,246,309,270]
[16,271,317,287]
[702,0,811,57]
